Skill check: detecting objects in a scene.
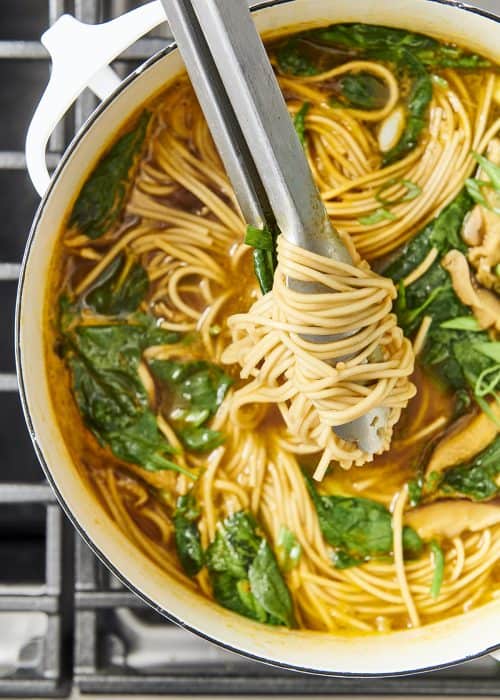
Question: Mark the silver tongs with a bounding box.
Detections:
[160,0,387,453]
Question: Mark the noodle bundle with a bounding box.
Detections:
[223,235,415,477]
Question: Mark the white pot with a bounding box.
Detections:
[17,0,500,676]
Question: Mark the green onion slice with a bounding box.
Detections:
[375,178,422,207]
[358,208,397,225]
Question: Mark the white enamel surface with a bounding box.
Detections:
[18,0,500,676]
[25,2,167,196]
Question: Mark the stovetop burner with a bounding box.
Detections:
[1,0,500,696]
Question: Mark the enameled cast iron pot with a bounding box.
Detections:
[16,0,500,676]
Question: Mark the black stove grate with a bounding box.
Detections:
[1,0,500,696]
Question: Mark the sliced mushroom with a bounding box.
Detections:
[441,250,500,331]
[441,250,477,305]
[473,286,500,330]
[462,205,484,247]
[405,500,500,539]
[469,213,500,294]
[425,403,500,478]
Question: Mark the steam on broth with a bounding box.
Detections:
[46,23,500,634]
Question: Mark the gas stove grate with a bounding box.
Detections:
[0,0,500,696]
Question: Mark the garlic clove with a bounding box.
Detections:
[378,105,405,153]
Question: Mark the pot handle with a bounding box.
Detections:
[25,0,167,197]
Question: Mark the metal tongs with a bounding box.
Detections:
[160,0,388,454]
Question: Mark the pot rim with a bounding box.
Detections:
[15,0,500,678]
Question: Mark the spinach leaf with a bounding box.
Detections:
[244,223,279,294]
[440,434,500,501]
[310,23,440,54]
[104,410,182,474]
[245,224,274,251]
[381,53,432,166]
[403,525,426,555]
[149,359,232,453]
[248,540,295,627]
[293,102,310,145]
[178,426,224,452]
[149,360,232,415]
[210,574,267,623]
[430,541,445,599]
[73,320,176,387]
[305,474,423,565]
[395,263,470,336]
[174,494,204,577]
[206,511,260,579]
[206,511,294,627]
[61,308,191,477]
[332,551,364,569]
[70,110,151,239]
[86,254,149,316]
[420,327,490,392]
[70,322,159,427]
[308,23,489,69]
[340,72,388,110]
[276,38,320,76]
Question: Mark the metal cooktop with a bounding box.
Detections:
[1,0,500,696]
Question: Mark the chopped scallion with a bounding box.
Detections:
[293,102,310,146]
[440,316,482,332]
[476,342,500,363]
[432,74,449,88]
[473,152,500,190]
[245,224,274,251]
[358,208,397,225]
[430,540,445,599]
[474,364,500,398]
[375,178,422,206]
[465,152,500,213]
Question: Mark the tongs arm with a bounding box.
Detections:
[160,0,387,454]
[161,0,350,263]
[161,0,270,228]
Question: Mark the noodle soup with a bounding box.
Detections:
[46,23,500,635]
